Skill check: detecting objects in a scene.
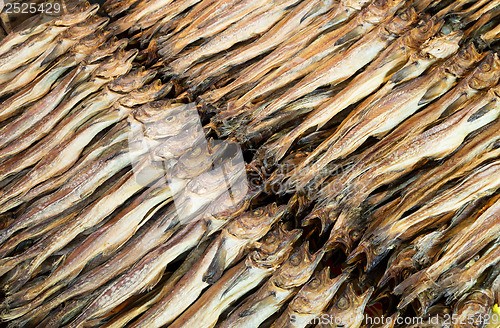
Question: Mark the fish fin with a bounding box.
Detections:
[300,5,324,24]
[239,292,277,317]
[203,239,227,284]
[418,78,450,106]
[467,100,496,122]
[139,268,164,294]
[222,266,250,299]
[334,26,363,46]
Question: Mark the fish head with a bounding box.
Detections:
[378,246,418,288]
[406,18,444,48]
[205,176,252,223]
[96,49,138,78]
[122,80,172,106]
[296,267,350,313]
[328,283,374,326]
[385,7,418,36]
[171,139,223,179]
[72,30,113,55]
[341,0,371,11]
[252,225,302,268]
[54,2,99,26]
[452,290,494,328]
[325,210,363,254]
[347,234,397,272]
[420,30,463,60]
[469,52,500,90]
[448,42,484,77]
[274,242,325,288]
[66,15,109,39]
[133,100,177,124]
[85,36,128,64]
[109,67,157,93]
[228,203,287,240]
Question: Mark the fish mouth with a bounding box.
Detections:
[324,229,353,254]
[301,208,331,234]
[123,49,139,62]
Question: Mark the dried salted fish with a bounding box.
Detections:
[289,43,484,189]
[218,242,323,328]
[247,6,420,124]
[270,268,349,328]
[225,0,405,115]
[129,204,286,328]
[316,282,374,328]
[168,225,302,328]
[267,18,446,161]
[395,196,500,309]
[190,0,336,86]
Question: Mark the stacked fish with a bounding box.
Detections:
[1,0,500,327]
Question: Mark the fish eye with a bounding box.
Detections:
[419,24,429,33]
[337,297,348,310]
[289,254,301,266]
[482,62,491,72]
[310,278,320,289]
[373,245,384,255]
[253,209,264,216]
[265,235,276,244]
[350,229,360,239]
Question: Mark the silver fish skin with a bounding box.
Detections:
[130,204,287,328]
[218,242,324,328]
[169,225,302,328]
[226,0,406,114]
[0,16,109,98]
[65,219,212,328]
[247,6,420,124]
[0,82,170,213]
[394,196,500,309]
[0,160,159,294]
[9,206,180,326]
[0,65,104,161]
[267,17,445,162]
[0,24,70,75]
[8,182,172,309]
[0,127,145,246]
[289,43,485,189]
[107,0,176,34]
[100,239,211,328]
[189,0,337,86]
[0,53,78,121]
[167,0,302,75]
[56,181,252,328]
[159,0,270,59]
[0,65,83,152]
[201,0,371,105]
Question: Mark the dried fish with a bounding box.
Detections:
[168,225,302,328]
[219,242,324,328]
[190,0,337,86]
[225,0,405,115]
[129,204,286,328]
[316,282,374,328]
[268,18,445,161]
[289,43,485,189]
[271,268,349,328]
